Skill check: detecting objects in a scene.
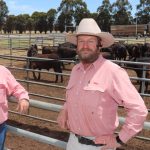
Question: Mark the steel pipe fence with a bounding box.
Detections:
[0,54,150,99]
[0,34,150,49]
[8,96,150,131]
[0,53,149,148]
[7,96,150,146]
[6,125,67,149]
[0,54,150,98]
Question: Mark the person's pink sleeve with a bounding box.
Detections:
[111,68,148,143]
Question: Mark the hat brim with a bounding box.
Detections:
[66,32,115,48]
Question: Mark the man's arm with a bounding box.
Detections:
[57,103,69,130]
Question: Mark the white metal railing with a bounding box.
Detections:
[8,96,150,130]
[6,125,66,149]
[6,92,150,149]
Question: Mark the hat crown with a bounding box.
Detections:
[77,18,101,35]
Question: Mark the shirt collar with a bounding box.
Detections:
[75,54,105,71]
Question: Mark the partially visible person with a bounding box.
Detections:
[0,65,29,150]
[57,18,148,150]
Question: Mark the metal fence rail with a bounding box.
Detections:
[0,52,149,149]
[8,96,150,131]
[5,96,150,149]
[7,125,66,149]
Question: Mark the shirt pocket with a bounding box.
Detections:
[84,84,105,92]
[83,83,105,107]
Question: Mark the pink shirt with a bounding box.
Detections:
[0,65,29,124]
[65,55,148,143]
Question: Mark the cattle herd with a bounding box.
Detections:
[27,42,77,82]
[27,42,150,93]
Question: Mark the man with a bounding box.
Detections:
[0,65,29,150]
[57,18,148,150]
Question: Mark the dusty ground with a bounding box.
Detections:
[1,58,150,150]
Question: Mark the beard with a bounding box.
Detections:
[77,48,100,63]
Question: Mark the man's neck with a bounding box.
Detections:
[82,62,91,70]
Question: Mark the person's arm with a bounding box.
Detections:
[5,67,29,113]
[16,99,29,114]
[94,68,148,149]
[111,68,148,143]
[57,103,69,130]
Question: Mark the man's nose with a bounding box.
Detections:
[82,41,89,48]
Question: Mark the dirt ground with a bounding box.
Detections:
[2,59,150,150]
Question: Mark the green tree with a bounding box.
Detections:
[47,9,57,32]
[73,0,89,26]
[55,13,66,32]
[31,12,48,33]
[0,0,9,31]
[15,15,27,34]
[31,11,39,33]
[136,0,150,24]
[3,15,15,33]
[26,17,34,34]
[57,0,89,32]
[111,0,133,25]
[96,0,112,32]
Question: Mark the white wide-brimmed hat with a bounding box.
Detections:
[66,18,115,48]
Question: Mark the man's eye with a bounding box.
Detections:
[78,40,84,43]
[88,40,95,43]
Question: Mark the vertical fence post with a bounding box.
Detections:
[9,37,13,66]
[141,65,146,94]
[29,32,31,47]
[26,56,30,115]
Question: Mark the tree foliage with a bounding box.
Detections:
[136,0,150,24]
[47,9,57,32]
[96,0,112,31]
[111,0,133,25]
[0,0,149,33]
[0,0,8,30]
[57,0,89,31]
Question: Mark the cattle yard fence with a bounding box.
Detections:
[0,48,150,149]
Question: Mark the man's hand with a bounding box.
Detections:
[57,109,69,130]
[94,135,121,150]
[16,99,29,114]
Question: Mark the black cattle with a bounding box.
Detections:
[142,43,150,57]
[27,45,63,83]
[57,42,77,59]
[126,44,142,59]
[42,46,58,54]
[101,47,114,60]
[123,57,150,93]
[58,42,76,49]
[56,42,77,69]
[112,43,127,61]
[57,47,77,59]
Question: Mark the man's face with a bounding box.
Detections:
[77,35,100,63]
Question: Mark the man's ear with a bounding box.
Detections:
[97,37,102,48]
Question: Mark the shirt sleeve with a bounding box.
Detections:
[5,67,29,101]
[110,67,148,143]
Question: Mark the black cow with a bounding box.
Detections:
[42,46,58,54]
[27,45,63,83]
[112,43,127,61]
[123,57,150,93]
